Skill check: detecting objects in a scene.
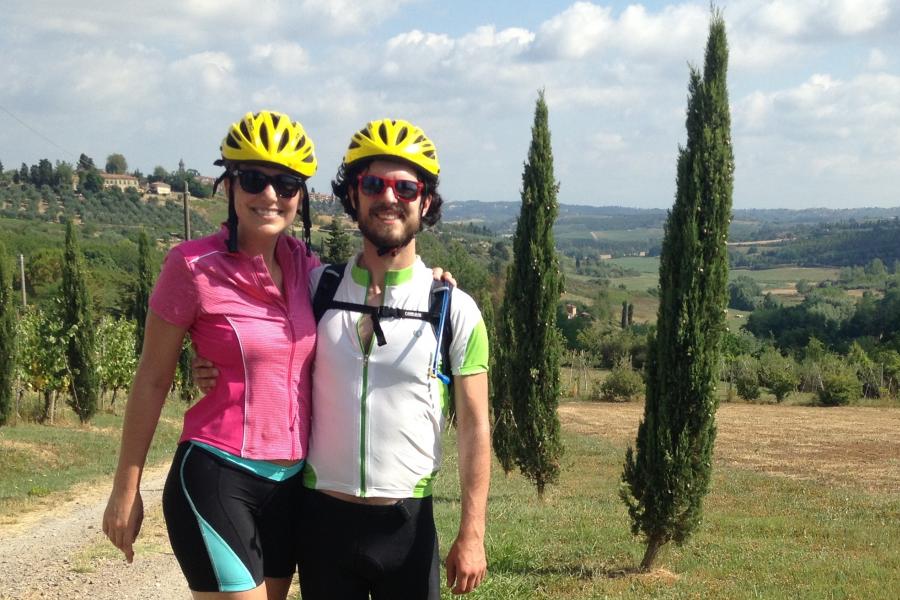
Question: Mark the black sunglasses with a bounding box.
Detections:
[357,174,424,202]
[233,169,303,198]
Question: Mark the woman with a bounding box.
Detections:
[103,110,319,600]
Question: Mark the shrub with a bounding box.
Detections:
[757,348,799,402]
[818,365,861,406]
[596,357,644,402]
[734,355,760,401]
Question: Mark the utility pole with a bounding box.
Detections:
[18,254,26,307]
[182,179,191,241]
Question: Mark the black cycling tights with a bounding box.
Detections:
[298,490,440,600]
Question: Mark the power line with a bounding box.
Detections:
[0,102,75,157]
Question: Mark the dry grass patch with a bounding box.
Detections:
[559,401,900,494]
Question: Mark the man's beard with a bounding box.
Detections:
[358,204,420,251]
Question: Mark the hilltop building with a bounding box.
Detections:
[100,173,140,192]
[149,182,172,195]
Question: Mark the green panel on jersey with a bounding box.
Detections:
[439,375,450,414]
[412,471,438,498]
[458,319,489,375]
[350,262,415,287]
[302,464,318,489]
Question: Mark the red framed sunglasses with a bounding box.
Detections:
[357,174,424,202]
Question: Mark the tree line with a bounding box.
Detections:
[1,153,216,198]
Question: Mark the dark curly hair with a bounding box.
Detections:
[331,157,443,227]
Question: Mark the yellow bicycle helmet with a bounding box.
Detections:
[344,118,439,176]
[220,110,317,178]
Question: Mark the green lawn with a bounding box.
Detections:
[577,260,841,298]
[730,267,840,287]
[434,407,899,599]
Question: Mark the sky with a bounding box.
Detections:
[1,0,898,210]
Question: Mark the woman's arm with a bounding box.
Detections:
[102,311,187,563]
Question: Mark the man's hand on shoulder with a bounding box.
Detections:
[445,533,486,595]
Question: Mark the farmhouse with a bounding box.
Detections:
[100,173,140,192]
[149,182,172,195]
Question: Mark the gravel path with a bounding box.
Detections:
[0,464,190,600]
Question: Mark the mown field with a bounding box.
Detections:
[435,400,900,599]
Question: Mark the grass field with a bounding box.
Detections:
[0,395,183,520]
[3,393,898,599]
[729,267,841,287]
[434,401,900,599]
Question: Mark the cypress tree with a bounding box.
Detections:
[0,242,15,426]
[627,303,634,326]
[490,309,517,474]
[61,220,99,423]
[620,11,734,570]
[493,90,564,497]
[621,301,629,329]
[322,218,354,265]
[132,230,152,356]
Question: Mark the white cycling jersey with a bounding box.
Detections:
[303,255,489,498]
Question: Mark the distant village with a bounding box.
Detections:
[94,172,337,203]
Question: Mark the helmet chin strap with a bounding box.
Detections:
[212,167,239,253]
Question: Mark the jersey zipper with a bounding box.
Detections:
[360,353,369,496]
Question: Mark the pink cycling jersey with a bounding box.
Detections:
[149,227,319,460]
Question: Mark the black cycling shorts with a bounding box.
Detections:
[298,490,440,600]
[162,442,304,593]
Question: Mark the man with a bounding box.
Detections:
[300,119,490,599]
[196,118,490,598]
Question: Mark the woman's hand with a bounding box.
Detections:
[102,488,144,563]
[431,267,456,287]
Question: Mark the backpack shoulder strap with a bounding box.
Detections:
[312,263,346,323]
[429,280,454,381]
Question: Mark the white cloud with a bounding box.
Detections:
[730,34,807,70]
[532,2,614,59]
[250,43,310,75]
[615,4,707,57]
[591,131,626,150]
[169,51,236,95]
[743,0,893,39]
[298,0,418,35]
[826,0,892,35]
[735,72,900,154]
[867,48,888,70]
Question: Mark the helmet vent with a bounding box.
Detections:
[278,132,290,152]
[378,123,389,144]
[397,126,409,144]
[414,135,425,144]
[424,150,436,159]
[239,120,251,140]
[225,133,241,149]
[295,135,306,151]
[271,114,282,128]
[348,141,361,149]
[303,154,315,163]
[260,124,270,148]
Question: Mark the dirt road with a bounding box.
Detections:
[1,402,897,598]
[0,464,189,600]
